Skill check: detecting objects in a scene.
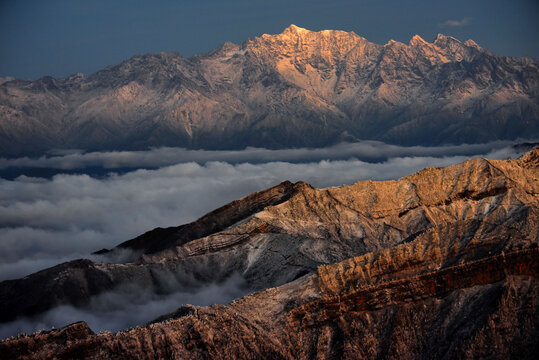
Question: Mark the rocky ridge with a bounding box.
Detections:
[1,237,537,358]
[1,25,538,157]
[0,148,537,358]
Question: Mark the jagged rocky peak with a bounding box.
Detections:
[432,33,482,59]
[434,33,459,45]
[278,24,365,43]
[0,25,536,157]
[279,24,358,37]
[408,34,429,46]
[263,25,482,54]
[389,32,482,55]
[464,38,481,49]
[205,41,242,58]
[252,24,368,59]
[249,25,487,70]
[282,23,309,34]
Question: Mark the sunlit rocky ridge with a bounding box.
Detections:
[1,147,537,359]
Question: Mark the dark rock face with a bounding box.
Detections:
[115,180,299,254]
[0,148,538,359]
[0,259,114,323]
[1,25,538,157]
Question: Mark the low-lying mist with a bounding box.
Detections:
[0,140,523,171]
[0,273,249,340]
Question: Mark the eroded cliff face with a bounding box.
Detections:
[1,25,537,156]
[1,246,536,359]
[0,148,537,359]
[1,149,537,324]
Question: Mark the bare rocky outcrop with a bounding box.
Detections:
[1,25,537,157]
[0,148,537,358]
[111,179,300,254]
[1,246,536,359]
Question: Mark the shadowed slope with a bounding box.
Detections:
[1,241,536,359]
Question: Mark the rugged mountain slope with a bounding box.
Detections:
[0,147,537,345]
[1,231,537,358]
[1,25,538,157]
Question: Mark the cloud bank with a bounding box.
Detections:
[0,140,519,170]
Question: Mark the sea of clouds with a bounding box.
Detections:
[0,141,527,281]
[0,273,249,340]
[0,141,531,339]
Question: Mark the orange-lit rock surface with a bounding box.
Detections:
[1,148,537,359]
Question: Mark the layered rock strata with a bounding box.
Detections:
[0,148,537,359]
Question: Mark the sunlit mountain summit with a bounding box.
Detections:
[1,25,537,157]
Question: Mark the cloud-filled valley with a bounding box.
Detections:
[0,273,249,341]
[0,141,533,339]
[0,142,530,280]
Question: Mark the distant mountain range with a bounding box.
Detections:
[1,147,537,358]
[1,25,538,157]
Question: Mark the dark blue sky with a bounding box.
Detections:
[1,0,538,80]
